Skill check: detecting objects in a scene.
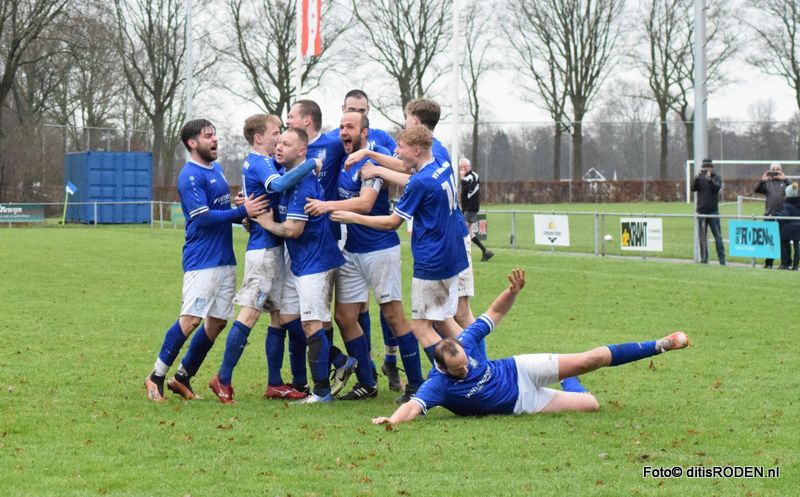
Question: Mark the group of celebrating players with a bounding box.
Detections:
[143,89,691,423]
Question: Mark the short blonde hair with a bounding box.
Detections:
[397,126,432,149]
[243,114,282,145]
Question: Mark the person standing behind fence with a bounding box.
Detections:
[691,158,726,265]
[754,162,791,269]
[778,183,800,270]
[459,158,494,262]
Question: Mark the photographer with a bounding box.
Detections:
[691,158,725,265]
[754,162,791,268]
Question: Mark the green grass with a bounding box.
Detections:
[1,225,797,496]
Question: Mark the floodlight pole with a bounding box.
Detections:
[450,0,461,188]
[294,0,303,103]
[692,0,708,262]
[184,0,193,161]
[693,0,707,174]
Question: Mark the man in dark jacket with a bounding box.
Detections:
[777,183,800,270]
[754,162,791,268]
[691,158,725,265]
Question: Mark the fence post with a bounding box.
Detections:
[150,201,154,228]
[159,202,164,228]
[93,202,98,226]
[693,212,699,262]
[593,211,599,255]
[510,210,517,250]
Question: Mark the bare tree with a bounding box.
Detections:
[351,0,451,124]
[113,0,214,186]
[0,0,70,197]
[506,1,570,180]
[223,0,348,117]
[669,0,737,161]
[635,0,689,179]
[747,0,800,158]
[461,0,495,173]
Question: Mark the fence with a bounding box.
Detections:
[4,200,798,266]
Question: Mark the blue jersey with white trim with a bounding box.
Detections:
[338,145,400,254]
[177,161,238,271]
[367,128,397,153]
[276,169,345,276]
[311,131,348,201]
[394,156,469,280]
[411,315,519,416]
[242,151,283,251]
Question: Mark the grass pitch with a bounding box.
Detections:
[0,223,796,496]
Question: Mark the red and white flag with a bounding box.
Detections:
[300,0,321,57]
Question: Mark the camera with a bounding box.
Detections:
[767,171,778,177]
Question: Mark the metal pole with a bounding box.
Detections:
[594,211,599,255]
[643,124,647,201]
[294,0,303,102]
[159,201,164,228]
[184,0,193,122]
[94,202,98,226]
[693,0,708,164]
[510,210,516,250]
[450,0,461,184]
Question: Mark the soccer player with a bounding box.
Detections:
[204,114,320,404]
[253,128,346,404]
[460,158,493,261]
[305,112,425,401]
[331,89,404,391]
[331,126,469,402]
[143,119,267,402]
[371,269,691,425]
[347,98,478,330]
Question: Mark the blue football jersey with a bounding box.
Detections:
[242,151,283,251]
[432,137,451,164]
[177,161,238,271]
[411,315,519,416]
[276,169,345,276]
[312,130,348,201]
[367,128,397,153]
[394,157,469,280]
[337,145,400,254]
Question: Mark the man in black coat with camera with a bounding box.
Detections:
[754,162,791,268]
[691,158,725,265]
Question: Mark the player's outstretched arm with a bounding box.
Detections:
[304,187,379,216]
[331,211,404,230]
[484,268,526,328]
[361,164,410,187]
[372,401,423,426]
[345,149,405,173]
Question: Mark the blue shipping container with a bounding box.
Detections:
[64,151,152,223]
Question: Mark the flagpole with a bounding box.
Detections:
[450,0,461,186]
[294,0,303,104]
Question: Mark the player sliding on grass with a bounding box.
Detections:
[371,268,690,425]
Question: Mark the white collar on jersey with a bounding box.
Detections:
[188,159,213,169]
[307,131,321,145]
[416,157,436,172]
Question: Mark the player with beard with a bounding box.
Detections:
[332,126,469,402]
[144,119,267,402]
[304,112,425,401]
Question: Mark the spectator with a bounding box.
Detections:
[777,183,800,270]
[459,158,493,261]
[754,162,791,268]
[691,158,725,265]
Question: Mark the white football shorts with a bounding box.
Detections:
[280,268,337,322]
[512,353,560,414]
[233,245,284,313]
[456,234,475,298]
[410,275,458,321]
[180,265,236,320]
[336,245,403,304]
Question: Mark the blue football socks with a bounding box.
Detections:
[345,335,377,388]
[560,376,588,393]
[607,341,658,366]
[180,324,215,378]
[265,326,286,386]
[156,320,188,373]
[285,319,307,386]
[307,329,332,397]
[218,321,251,385]
[380,311,398,364]
[396,332,424,388]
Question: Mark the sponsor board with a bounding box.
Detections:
[0,203,44,223]
[620,217,663,251]
[534,214,570,246]
[728,220,780,258]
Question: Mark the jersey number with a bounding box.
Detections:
[441,175,457,214]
